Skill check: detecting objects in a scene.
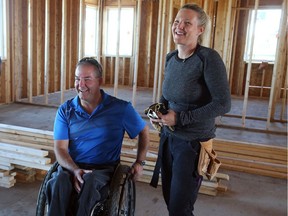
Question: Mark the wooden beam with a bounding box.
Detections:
[14,0,23,101]
[78,0,84,59]
[60,0,67,104]
[242,0,259,127]
[152,0,162,103]
[97,0,103,62]
[131,0,142,106]
[166,0,173,52]
[114,0,121,97]
[44,0,50,104]
[266,0,287,128]
[222,0,232,77]
[0,143,49,157]
[5,0,11,103]
[27,0,33,103]
[156,0,167,102]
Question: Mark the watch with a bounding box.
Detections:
[134,160,146,166]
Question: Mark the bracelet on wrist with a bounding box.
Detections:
[133,160,146,167]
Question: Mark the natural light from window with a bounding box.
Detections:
[84,5,98,57]
[105,7,134,56]
[244,9,282,63]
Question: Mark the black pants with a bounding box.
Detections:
[45,164,116,216]
[161,134,203,216]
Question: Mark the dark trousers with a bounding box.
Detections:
[45,164,115,216]
[161,134,203,216]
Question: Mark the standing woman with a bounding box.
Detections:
[149,4,231,216]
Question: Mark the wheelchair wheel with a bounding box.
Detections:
[35,162,59,216]
[105,164,136,216]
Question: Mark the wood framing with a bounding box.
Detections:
[0,0,286,131]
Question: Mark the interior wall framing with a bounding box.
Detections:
[0,0,286,129]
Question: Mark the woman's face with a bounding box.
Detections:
[172,8,204,47]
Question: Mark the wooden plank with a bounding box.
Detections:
[218,152,286,166]
[266,0,287,128]
[44,0,50,104]
[0,179,16,188]
[220,157,287,173]
[60,0,67,104]
[0,169,10,177]
[0,132,54,146]
[221,163,287,179]
[214,145,287,162]
[214,139,287,156]
[0,123,53,137]
[0,151,51,165]
[131,0,142,106]
[0,157,52,171]
[0,164,14,171]
[27,0,34,103]
[0,142,49,157]
[0,138,54,151]
[4,0,11,103]
[241,0,259,126]
[152,0,162,103]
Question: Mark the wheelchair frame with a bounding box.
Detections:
[35,162,136,216]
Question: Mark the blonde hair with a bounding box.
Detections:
[181,3,211,45]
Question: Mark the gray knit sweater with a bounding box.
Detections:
[160,45,231,141]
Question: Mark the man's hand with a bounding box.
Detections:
[73,168,92,193]
[130,163,144,182]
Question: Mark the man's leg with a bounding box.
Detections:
[45,166,74,216]
[76,166,115,216]
[168,138,202,216]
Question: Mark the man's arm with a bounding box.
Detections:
[54,140,91,192]
[54,140,78,172]
[131,125,150,181]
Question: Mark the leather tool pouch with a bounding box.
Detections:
[197,139,221,181]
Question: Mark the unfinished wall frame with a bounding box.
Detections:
[0,0,286,133]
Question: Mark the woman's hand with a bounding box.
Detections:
[150,109,176,127]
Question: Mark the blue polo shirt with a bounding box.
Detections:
[53,90,146,164]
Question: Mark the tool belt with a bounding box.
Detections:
[198,139,221,181]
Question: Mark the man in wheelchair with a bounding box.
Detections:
[45,57,149,216]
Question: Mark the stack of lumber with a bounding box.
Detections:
[0,170,16,188]
[14,165,37,183]
[0,123,286,191]
[121,132,229,196]
[138,130,287,179]
[0,123,54,153]
[213,139,287,179]
[0,140,52,188]
[0,142,52,171]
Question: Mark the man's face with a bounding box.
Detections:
[172,9,204,46]
[74,64,102,104]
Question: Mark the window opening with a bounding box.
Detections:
[244,9,282,63]
[105,7,134,56]
[84,5,99,57]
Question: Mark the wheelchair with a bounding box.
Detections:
[36,162,136,216]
